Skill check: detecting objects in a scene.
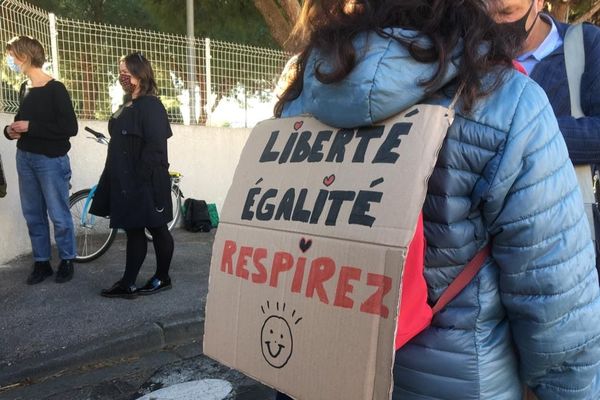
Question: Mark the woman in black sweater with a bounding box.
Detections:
[90,53,174,299]
[3,36,77,284]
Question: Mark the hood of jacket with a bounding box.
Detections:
[282,28,461,127]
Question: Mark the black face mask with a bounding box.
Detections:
[498,1,540,52]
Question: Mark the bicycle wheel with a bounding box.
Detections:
[70,189,117,263]
[169,185,183,230]
[145,185,182,241]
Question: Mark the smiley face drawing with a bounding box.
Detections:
[259,301,303,369]
[261,315,293,368]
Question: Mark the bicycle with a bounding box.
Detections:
[70,126,183,262]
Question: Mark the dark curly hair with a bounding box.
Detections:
[275,0,516,117]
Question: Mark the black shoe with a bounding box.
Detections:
[100,281,138,299]
[137,277,172,295]
[55,259,74,283]
[26,261,53,285]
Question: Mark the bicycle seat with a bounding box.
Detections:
[169,171,182,177]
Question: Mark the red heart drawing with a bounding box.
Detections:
[294,121,303,131]
[323,174,335,187]
[299,238,312,253]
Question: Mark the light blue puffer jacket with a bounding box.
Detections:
[282,29,600,400]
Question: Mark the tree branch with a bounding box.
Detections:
[575,0,600,23]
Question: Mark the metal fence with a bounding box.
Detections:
[0,0,289,127]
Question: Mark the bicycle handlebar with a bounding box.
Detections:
[84,126,107,140]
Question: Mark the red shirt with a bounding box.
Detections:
[394,61,527,350]
[395,213,432,350]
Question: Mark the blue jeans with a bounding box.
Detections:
[16,149,76,261]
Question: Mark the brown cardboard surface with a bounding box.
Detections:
[205,224,403,399]
[204,104,452,400]
[220,105,451,247]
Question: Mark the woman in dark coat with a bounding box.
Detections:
[90,52,174,299]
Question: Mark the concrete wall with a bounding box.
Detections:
[0,113,251,265]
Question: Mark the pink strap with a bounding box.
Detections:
[431,245,491,314]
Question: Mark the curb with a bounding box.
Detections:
[0,311,204,388]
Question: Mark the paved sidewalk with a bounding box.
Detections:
[0,229,213,388]
[0,341,276,400]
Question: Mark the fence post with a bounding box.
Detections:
[186,0,196,124]
[48,13,60,80]
[205,37,212,126]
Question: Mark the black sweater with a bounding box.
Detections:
[3,80,78,157]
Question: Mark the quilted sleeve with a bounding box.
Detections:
[485,80,600,399]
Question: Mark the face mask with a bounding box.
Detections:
[119,73,135,93]
[6,55,21,74]
[499,1,540,50]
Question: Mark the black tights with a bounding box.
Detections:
[121,225,174,287]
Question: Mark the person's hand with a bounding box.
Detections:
[5,125,21,140]
[11,121,29,133]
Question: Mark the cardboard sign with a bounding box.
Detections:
[204,104,452,400]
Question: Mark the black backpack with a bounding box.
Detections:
[183,198,212,232]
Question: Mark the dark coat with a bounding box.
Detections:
[530,17,600,165]
[90,95,173,229]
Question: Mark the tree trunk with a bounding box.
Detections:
[279,0,301,24]
[253,0,296,50]
[80,53,97,120]
[550,1,571,22]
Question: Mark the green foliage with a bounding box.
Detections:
[142,0,277,48]
[27,0,278,48]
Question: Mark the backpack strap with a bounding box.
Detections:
[564,23,596,240]
[431,244,491,314]
[564,23,586,119]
